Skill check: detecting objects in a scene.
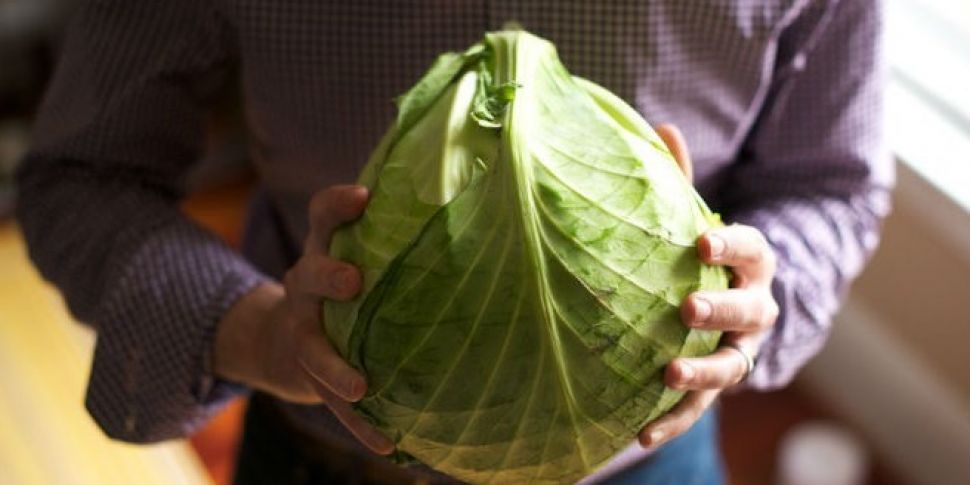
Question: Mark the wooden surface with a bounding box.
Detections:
[0,223,212,485]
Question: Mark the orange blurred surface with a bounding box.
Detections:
[188,400,246,485]
[181,175,253,485]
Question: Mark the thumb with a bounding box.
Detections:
[656,124,693,184]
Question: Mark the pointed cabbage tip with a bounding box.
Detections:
[483,27,549,49]
[394,28,552,134]
[393,42,487,133]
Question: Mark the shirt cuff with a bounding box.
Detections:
[83,219,271,442]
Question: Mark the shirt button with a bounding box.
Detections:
[792,53,807,71]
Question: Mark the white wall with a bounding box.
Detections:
[797,163,970,485]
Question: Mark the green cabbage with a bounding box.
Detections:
[324,30,729,484]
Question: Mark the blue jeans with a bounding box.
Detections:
[604,408,725,485]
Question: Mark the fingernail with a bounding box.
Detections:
[692,298,712,324]
[346,376,365,401]
[707,234,725,259]
[331,268,354,293]
[375,438,395,455]
[679,362,695,381]
[648,428,665,446]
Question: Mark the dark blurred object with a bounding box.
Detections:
[0,122,28,219]
[0,0,76,116]
[0,0,78,219]
[234,393,448,485]
[720,388,901,485]
[0,0,251,221]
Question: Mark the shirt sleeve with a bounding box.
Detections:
[15,0,269,442]
[720,0,894,389]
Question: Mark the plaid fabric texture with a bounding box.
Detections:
[16,0,891,478]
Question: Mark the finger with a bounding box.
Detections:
[723,328,772,357]
[698,225,776,285]
[284,252,362,301]
[681,289,778,332]
[664,347,751,391]
[297,325,367,402]
[639,389,718,448]
[656,124,693,184]
[309,379,395,455]
[306,185,369,252]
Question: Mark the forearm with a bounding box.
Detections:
[12,0,266,441]
[712,0,892,389]
[17,159,269,441]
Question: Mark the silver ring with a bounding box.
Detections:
[722,342,755,384]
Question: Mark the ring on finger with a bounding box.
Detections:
[721,342,755,384]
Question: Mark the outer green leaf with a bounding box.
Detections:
[325,31,728,484]
[395,44,486,135]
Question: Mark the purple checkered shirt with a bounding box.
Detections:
[16,0,892,480]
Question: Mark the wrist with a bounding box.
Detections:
[213,281,285,387]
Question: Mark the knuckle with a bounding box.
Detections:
[742,224,767,245]
[663,414,686,435]
[719,299,742,326]
[764,298,780,326]
[719,237,739,261]
[734,225,770,265]
[745,245,765,266]
[762,247,778,272]
[696,367,720,388]
[753,229,770,248]
[308,189,334,222]
[707,362,732,388]
[312,258,332,287]
[733,361,747,385]
[681,407,701,427]
[747,294,766,326]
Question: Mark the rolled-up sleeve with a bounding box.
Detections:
[15,0,268,441]
[722,0,894,389]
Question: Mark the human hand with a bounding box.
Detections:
[637,125,779,449]
[214,185,394,455]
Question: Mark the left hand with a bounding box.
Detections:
[638,124,779,449]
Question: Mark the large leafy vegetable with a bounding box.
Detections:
[324,30,728,484]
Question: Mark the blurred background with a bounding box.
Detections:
[1,0,968,484]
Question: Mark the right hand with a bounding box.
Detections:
[214,185,394,455]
